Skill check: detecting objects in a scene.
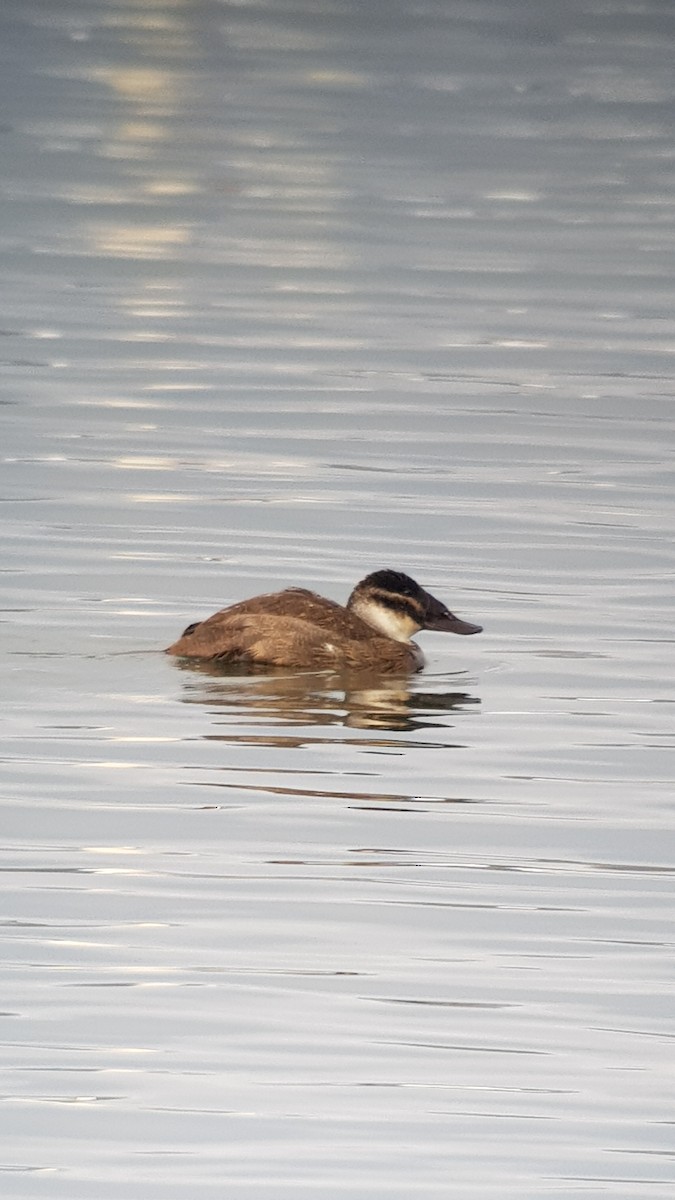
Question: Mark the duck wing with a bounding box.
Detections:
[167,587,375,658]
[168,610,345,667]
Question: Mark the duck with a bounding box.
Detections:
[166,569,482,672]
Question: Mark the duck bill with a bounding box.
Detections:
[425,611,483,636]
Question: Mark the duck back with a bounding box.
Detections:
[166,587,419,670]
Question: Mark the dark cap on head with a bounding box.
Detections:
[360,569,424,597]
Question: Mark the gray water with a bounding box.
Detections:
[2,2,674,1197]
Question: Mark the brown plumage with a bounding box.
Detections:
[166,569,482,672]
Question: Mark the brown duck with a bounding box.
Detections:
[166,569,482,672]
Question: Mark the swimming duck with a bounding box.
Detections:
[166,569,482,672]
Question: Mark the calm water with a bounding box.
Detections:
[2,1,674,1197]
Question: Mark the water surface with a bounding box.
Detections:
[2,2,674,1197]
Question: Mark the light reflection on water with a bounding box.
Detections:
[1,0,675,1196]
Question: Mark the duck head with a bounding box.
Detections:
[347,569,482,642]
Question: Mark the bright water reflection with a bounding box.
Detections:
[1,0,674,1197]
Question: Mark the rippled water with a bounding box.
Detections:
[2,1,674,1197]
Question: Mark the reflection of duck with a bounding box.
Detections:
[166,569,482,671]
[175,657,480,734]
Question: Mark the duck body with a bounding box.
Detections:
[166,569,482,672]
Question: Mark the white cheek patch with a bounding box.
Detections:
[366,605,419,642]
